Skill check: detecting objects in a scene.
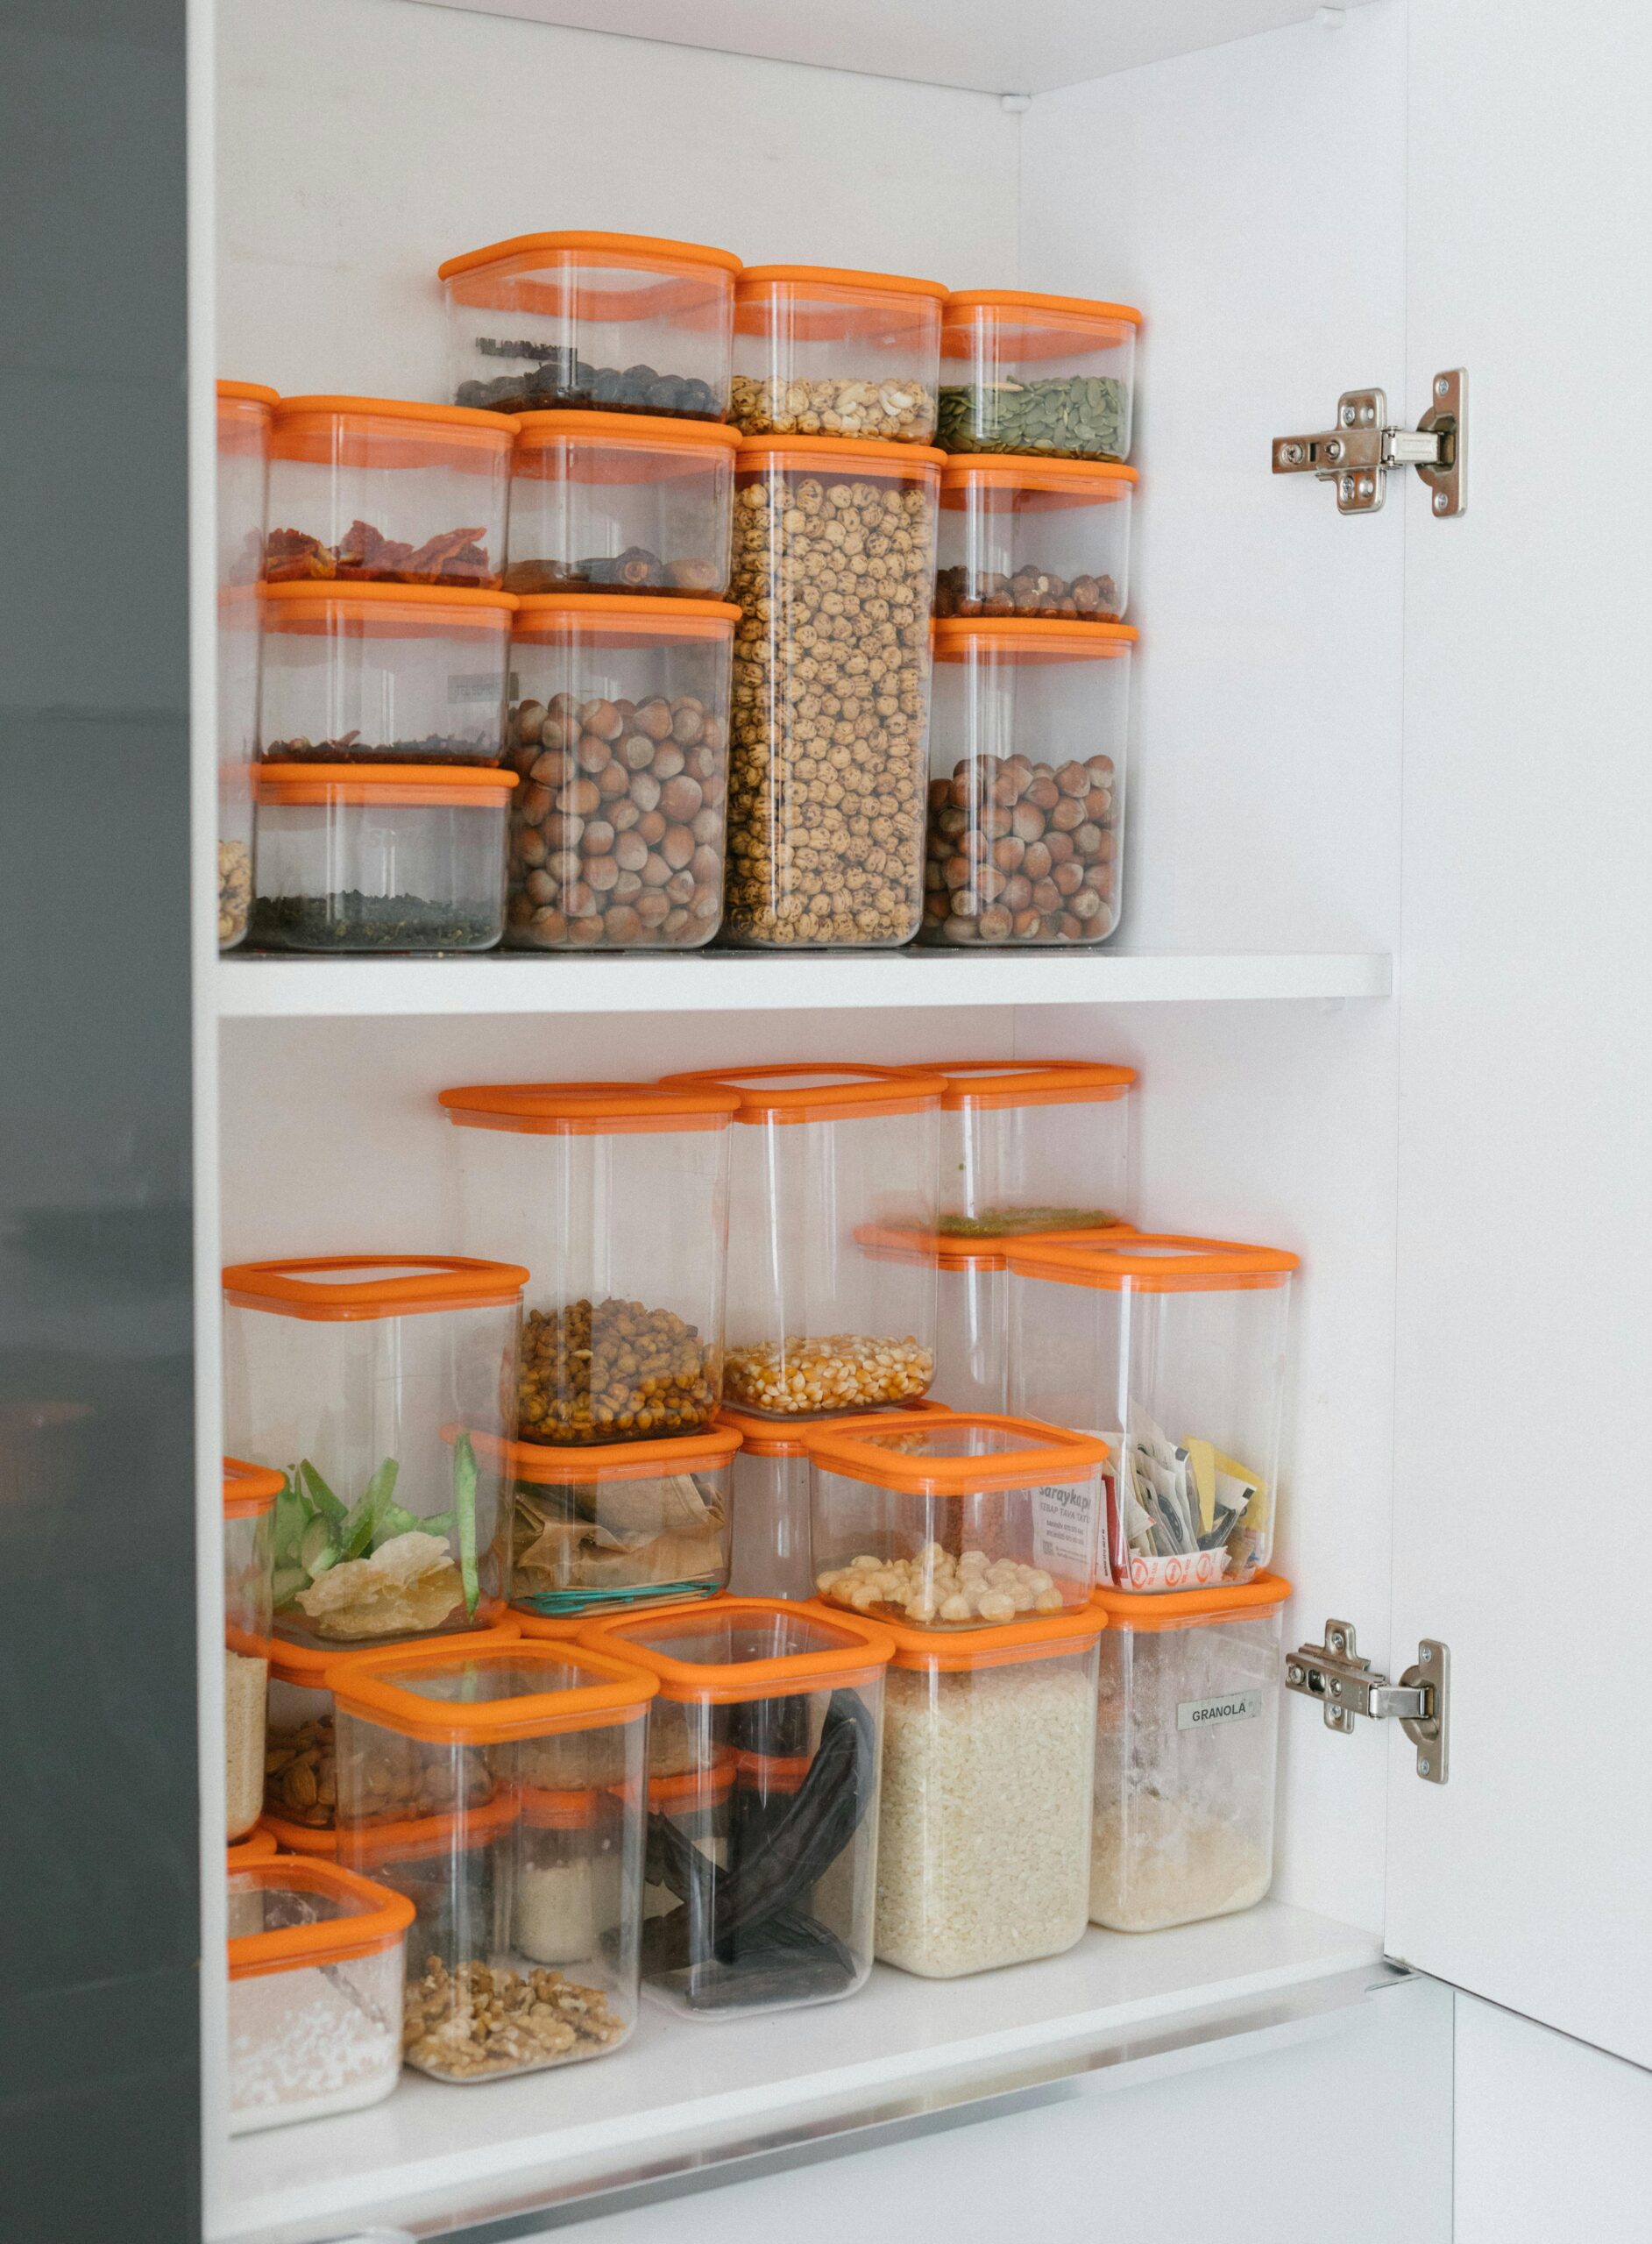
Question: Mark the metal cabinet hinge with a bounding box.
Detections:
[1285,1620,1450,1783]
[1272,369,1465,515]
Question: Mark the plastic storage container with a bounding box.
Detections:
[938,292,1142,463]
[331,1640,654,2080]
[440,1080,739,1445]
[250,762,517,951]
[440,232,741,420]
[925,1060,1137,1235]
[222,1254,528,1644]
[1090,1574,1290,1930]
[723,437,944,946]
[227,1857,413,2133]
[924,618,1135,947]
[504,594,738,950]
[217,381,276,950]
[662,1064,942,1417]
[1008,1234,1300,1592]
[731,267,946,444]
[506,412,738,597]
[873,1605,1103,1977]
[935,458,1137,622]
[223,1457,282,1841]
[578,1599,891,2018]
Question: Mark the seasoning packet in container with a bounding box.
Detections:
[223,1458,281,1842]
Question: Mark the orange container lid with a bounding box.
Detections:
[439,231,742,282]
[252,763,519,810]
[932,616,1138,664]
[226,1857,415,1981]
[939,457,1138,496]
[476,1424,741,1485]
[659,1062,946,1126]
[740,265,948,302]
[736,433,946,480]
[648,1754,737,1813]
[328,1640,656,1746]
[256,1812,337,1857]
[227,1828,280,1867]
[259,581,515,637]
[514,408,741,452]
[852,1597,1106,1674]
[920,1059,1137,1111]
[518,1782,603,1831]
[267,1612,519,1689]
[338,1792,521,1869]
[941,291,1143,359]
[273,394,519,438]
[578,1595,893,1705]
[511,593,741,644]
[438,1078,741,1139]
[511,1602,720,1639]
[1008,1232,1300,1295]
[803,1409,1109,1494]
[223,1455,284,1518]
[223,1253,529,1322]
[855,1221,1135,1273]
[1092,1570,1293,1632]
[218,380,279,408]
[715,1398,953,1459]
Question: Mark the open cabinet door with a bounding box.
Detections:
[1388,0,1652,2065]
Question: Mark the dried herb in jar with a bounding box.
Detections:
[249,892,502,952]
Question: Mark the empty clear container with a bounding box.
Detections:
[936,458,1137,624]
[1090,1574,1290,1931]
[925,1060,1137,1234]
[506,411,738,597]
[217,382,276,951]
[222,1254,528,1645]
[224,1457,281,1842]
[939,291,1142,462]
[732,266,946,444]
[1008,1234,1300,1592]
[440,231,741,420]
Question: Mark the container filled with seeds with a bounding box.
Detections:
[504,593,738,950]
[506,412,738,598]
[731,266,945,445]
[440,232,740,421]
[216,380,276,949]
[922,1060,1137,1236]
[934,458,1137,622]
[923,618,1135,947]
[223,1457,281,1842]
[723,437,944,947]
[938,292,1141,463]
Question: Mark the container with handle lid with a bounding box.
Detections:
[223,1458,282,1842]
[920,1060,1138,1236]
[731,266,947,444]
[935,457,1137,624]
[506,411,739,598]
[938,291,1142,462]
[216,381,277,950]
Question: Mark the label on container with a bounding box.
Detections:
[450,671,506,706]
[1177,1691,1264,1732]
[1031,1480,1097,1576]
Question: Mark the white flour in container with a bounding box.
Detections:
[1090,1794,1269,1931]
[229,1949,403,2132]
[224,1650,267,1842]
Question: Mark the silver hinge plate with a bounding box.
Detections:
[1272,368,1465,515]
[1285,1620,1450,1783]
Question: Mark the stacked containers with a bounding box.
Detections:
[937,293,1142,463]
[731,266,946,444]
[935,458,1137,623]
[505,412,738,595]
[223,1458,281,1841]
[927,1060,1136,1237]
[216,380,276,949]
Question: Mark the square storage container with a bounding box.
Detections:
[223,1457,281,1842]
[216,381,277,950]
[504,594,738,950]
[1090,1574,1290,1931]
[440,232,741,420]
[938,291,1142,462]
[723,437,944,947]
[505,411,738,598]
[924,618,1135,947]
[250,762,517,951]
[578,1598,891,2019]
[330,1640,655,2080]
[925,1060,1137,1235]
[871,1605,1103,1978]
[731,266,946,444]
[935,458,1137,624]
[222,1255,528,1646]
[440,1080,739,1445]
[1008,1234,1299,1592]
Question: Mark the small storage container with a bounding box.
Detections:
[223,1254,528,1645]
[267,397,514,590]
[935,458,1136,623]
[216,381,277,950]
[440,1080,739,1444]
[504,594,738,950]
[805,1411,1109,1628]
[578,1599,890,2018]
[227,1857,413,2132]
[731,266,946,444]
[925,1060,1137,1235]
[924,618,1135,947]
[723,437,944,947]
[506,412,738,597]
[873,1605,1103,1977]
[440,232,741,420]
[661,1065,942,1417]
[223,1457,281,1842]
[938,291,1142,463]
[1090,1574,1290,1931]
[250,763,517,951]
[1008,1234,1300,1592]
[331,1639,654,2079]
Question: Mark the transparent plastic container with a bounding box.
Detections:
[661,1065,942,1417]
[507,412,738,597]
[1008,1234,1300,1592]
[224,1458,281,1842]
[578,1599,890,2018]
[251,763,517,951]
[331,1640,654,2080]
[805,1411,1109,1628]
[732,266,946,444]
[1090,1574,1289,1931]
[440,232,741,420]
[925,1060,1137,1235]
[938,292,1142,463]
[504,595,738,950]
[266,396,514,590]
[222,1255,528,1645]
[724,437,943,947]
[227,1857,413,2133]
[924,618,1135,947]
[440,1080,739,1444]
[873,1607,1103,1978]
[935,458,1137,622]
[217,382,276,951]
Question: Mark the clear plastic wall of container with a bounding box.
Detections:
[924,620,1134,948]
[935,458,1137,624]
[724,437,944,947]
[440,1081,738,1445]
[854,1225,1014,1414]
[222,1256,529,1645]
[938,292,1142,463]
[732,267,946,444]
[499,1425,737,1618]
[217,381,276,949]
[1090,1576,1289,1930]
[506,412,738,597]
[925,1061,1137,1235]
[331,1641,654,2079]
[250,763,517,951]
[227,1857,413,2132]
[1008,1235,1300,1592]
[873,1608,1103,1978]
[504,596,738,950]
[266,397,515,589]
[439,232,741,420]
[223,1458,281,1841]
[578,1599,891,2018]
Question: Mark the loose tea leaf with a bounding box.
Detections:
[937,375,1129,462]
